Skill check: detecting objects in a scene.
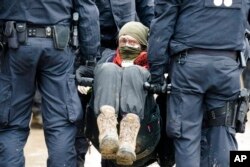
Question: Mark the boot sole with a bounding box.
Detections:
[100,137,119,160]
[116,148,136,165]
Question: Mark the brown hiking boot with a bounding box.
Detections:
[116,113,140,165]
[97,105,119,159]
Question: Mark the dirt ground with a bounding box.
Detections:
[24,112,250,167]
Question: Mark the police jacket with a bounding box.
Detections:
[0,0,100,61]
[148,0,250,83]
[96,0,154,48]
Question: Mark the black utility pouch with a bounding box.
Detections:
[53,25,70,50]
[235,100,248,133]
[235,88,249,133]
[16,23,27,44]
[4,21,19,49]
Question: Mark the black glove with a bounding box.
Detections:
[144,75,171,94]
[144,81,169,94]
[76,64,95,86]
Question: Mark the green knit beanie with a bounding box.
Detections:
[118,21,149,47]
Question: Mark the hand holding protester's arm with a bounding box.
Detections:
[143,75,171,94]
[75,59,95,87]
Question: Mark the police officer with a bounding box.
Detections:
[0,1,100,167]
[146,0,250,167]
[96,0,154,55]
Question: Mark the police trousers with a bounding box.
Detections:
[0,37,82,167]
[167,53,241,167]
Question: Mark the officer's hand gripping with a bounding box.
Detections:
[143,80,171,94]
[76,61,95,87]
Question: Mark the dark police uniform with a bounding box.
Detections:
[96,0,154,51]
[148,0,250,167]
[0,1,100,167]
[242,60,250,89]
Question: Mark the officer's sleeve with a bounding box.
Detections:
[248,0,250,25]
[147,0,179,84]
[136,0,154,27]
[74,0,100,61]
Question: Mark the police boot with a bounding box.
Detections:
[116,113,140,165]
[97,105,119,159]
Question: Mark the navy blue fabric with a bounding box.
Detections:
[96,0,154,50]
[0,1,100,166]
[201,127,238,167]
[167,54,241,167]
[0,37,83,167]
[0,130,29,167]
[0,0,100,60]
[242,60,250,89]
[147,2,250,166]
[148,0,250,83]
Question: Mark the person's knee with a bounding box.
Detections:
[96,63,119,75]
[124,65,146,74]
